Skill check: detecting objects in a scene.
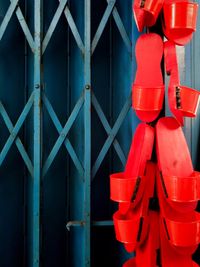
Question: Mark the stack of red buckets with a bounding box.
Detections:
[110,1,200,266]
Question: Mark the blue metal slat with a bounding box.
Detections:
[0,0,19,40]
[92,95,131,179]
[190,19,200,166]
[111,5,132,54]
[14,4,35,52]
[0,101,34,176]
[92,92,126,166]
[0,93,34,165]
[42,0,68,54]
[32,0,42,266]
[43,94,84,177]
[91,0,116,54]
[63,4,85,54]
[84,0,91,266]
[0,1,28,266]
[42,93,84,177]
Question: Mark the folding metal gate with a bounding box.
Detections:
[0,0,199,267]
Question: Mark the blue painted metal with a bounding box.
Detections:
[92,92,126,166]
[92,95,131,179]
[42,0,68,54]
[32,0,42,266]
[0,93,34,165]
[43,93,84,177]
[84,1,91,266]
[92,0,116,54]
[0,0,135,265]
[42,93,84,177]
[0,0,199,266]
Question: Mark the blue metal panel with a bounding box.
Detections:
[0,1,26,266]
[0,0,137,266]
[184,13,200,167]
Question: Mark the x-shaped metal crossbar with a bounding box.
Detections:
[0,1,133,266]
[0,93,34,176]
[0,0,132,178]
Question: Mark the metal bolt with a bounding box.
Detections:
[85,84,90,90]
[35,84,40,89]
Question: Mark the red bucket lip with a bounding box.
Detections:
[133,0,164,31]
[163,1,198,45]
[161,171,200,202]
[113,210,149,244]
[163,1,199,25]
[174,85,200,117]
[132,84,165,111]
[113,211,142,244]
[113,210,142,222]
[163,214,200,247]
[110,172,143,203]
[110,172,139,181]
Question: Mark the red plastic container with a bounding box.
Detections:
[174,85,200,117]
[163,2,199,45]
[157,170,200,255]
[164,41,200,125]
[110,172,144,203]
[164,215,200,248]
[161,171,200,202]
[133,0,164,32]
[160,215,199,267]
[132,85,164,111]
[156,117,199,212]
[112,162,155,253]
[113,210,149,246]
[110,123,154,214]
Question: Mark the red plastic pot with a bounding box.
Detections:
[133,0,164,32]
[113,210,149,246]
[163,2,198,45]
[160,215,199,267]
[174,86,200,117]
[156,117,199,212]
[132,85,164,111]
[161,171,200,203]
[110,172,143,203]
[164,214,200,248]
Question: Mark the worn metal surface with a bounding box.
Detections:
[0,0,136,266]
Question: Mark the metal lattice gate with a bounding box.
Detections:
[0,0,199,267]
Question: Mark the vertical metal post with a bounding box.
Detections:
[33,0,42,266]
[84,0,91,266]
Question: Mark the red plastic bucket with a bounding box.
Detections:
[110,172,142,203]
[175,86,200,117]
[164,213,200,248]
[132,85,164,111]
[133,0,164,31]
[162,171,200,203]
[163,2,198,45]
[113,210,149,246]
